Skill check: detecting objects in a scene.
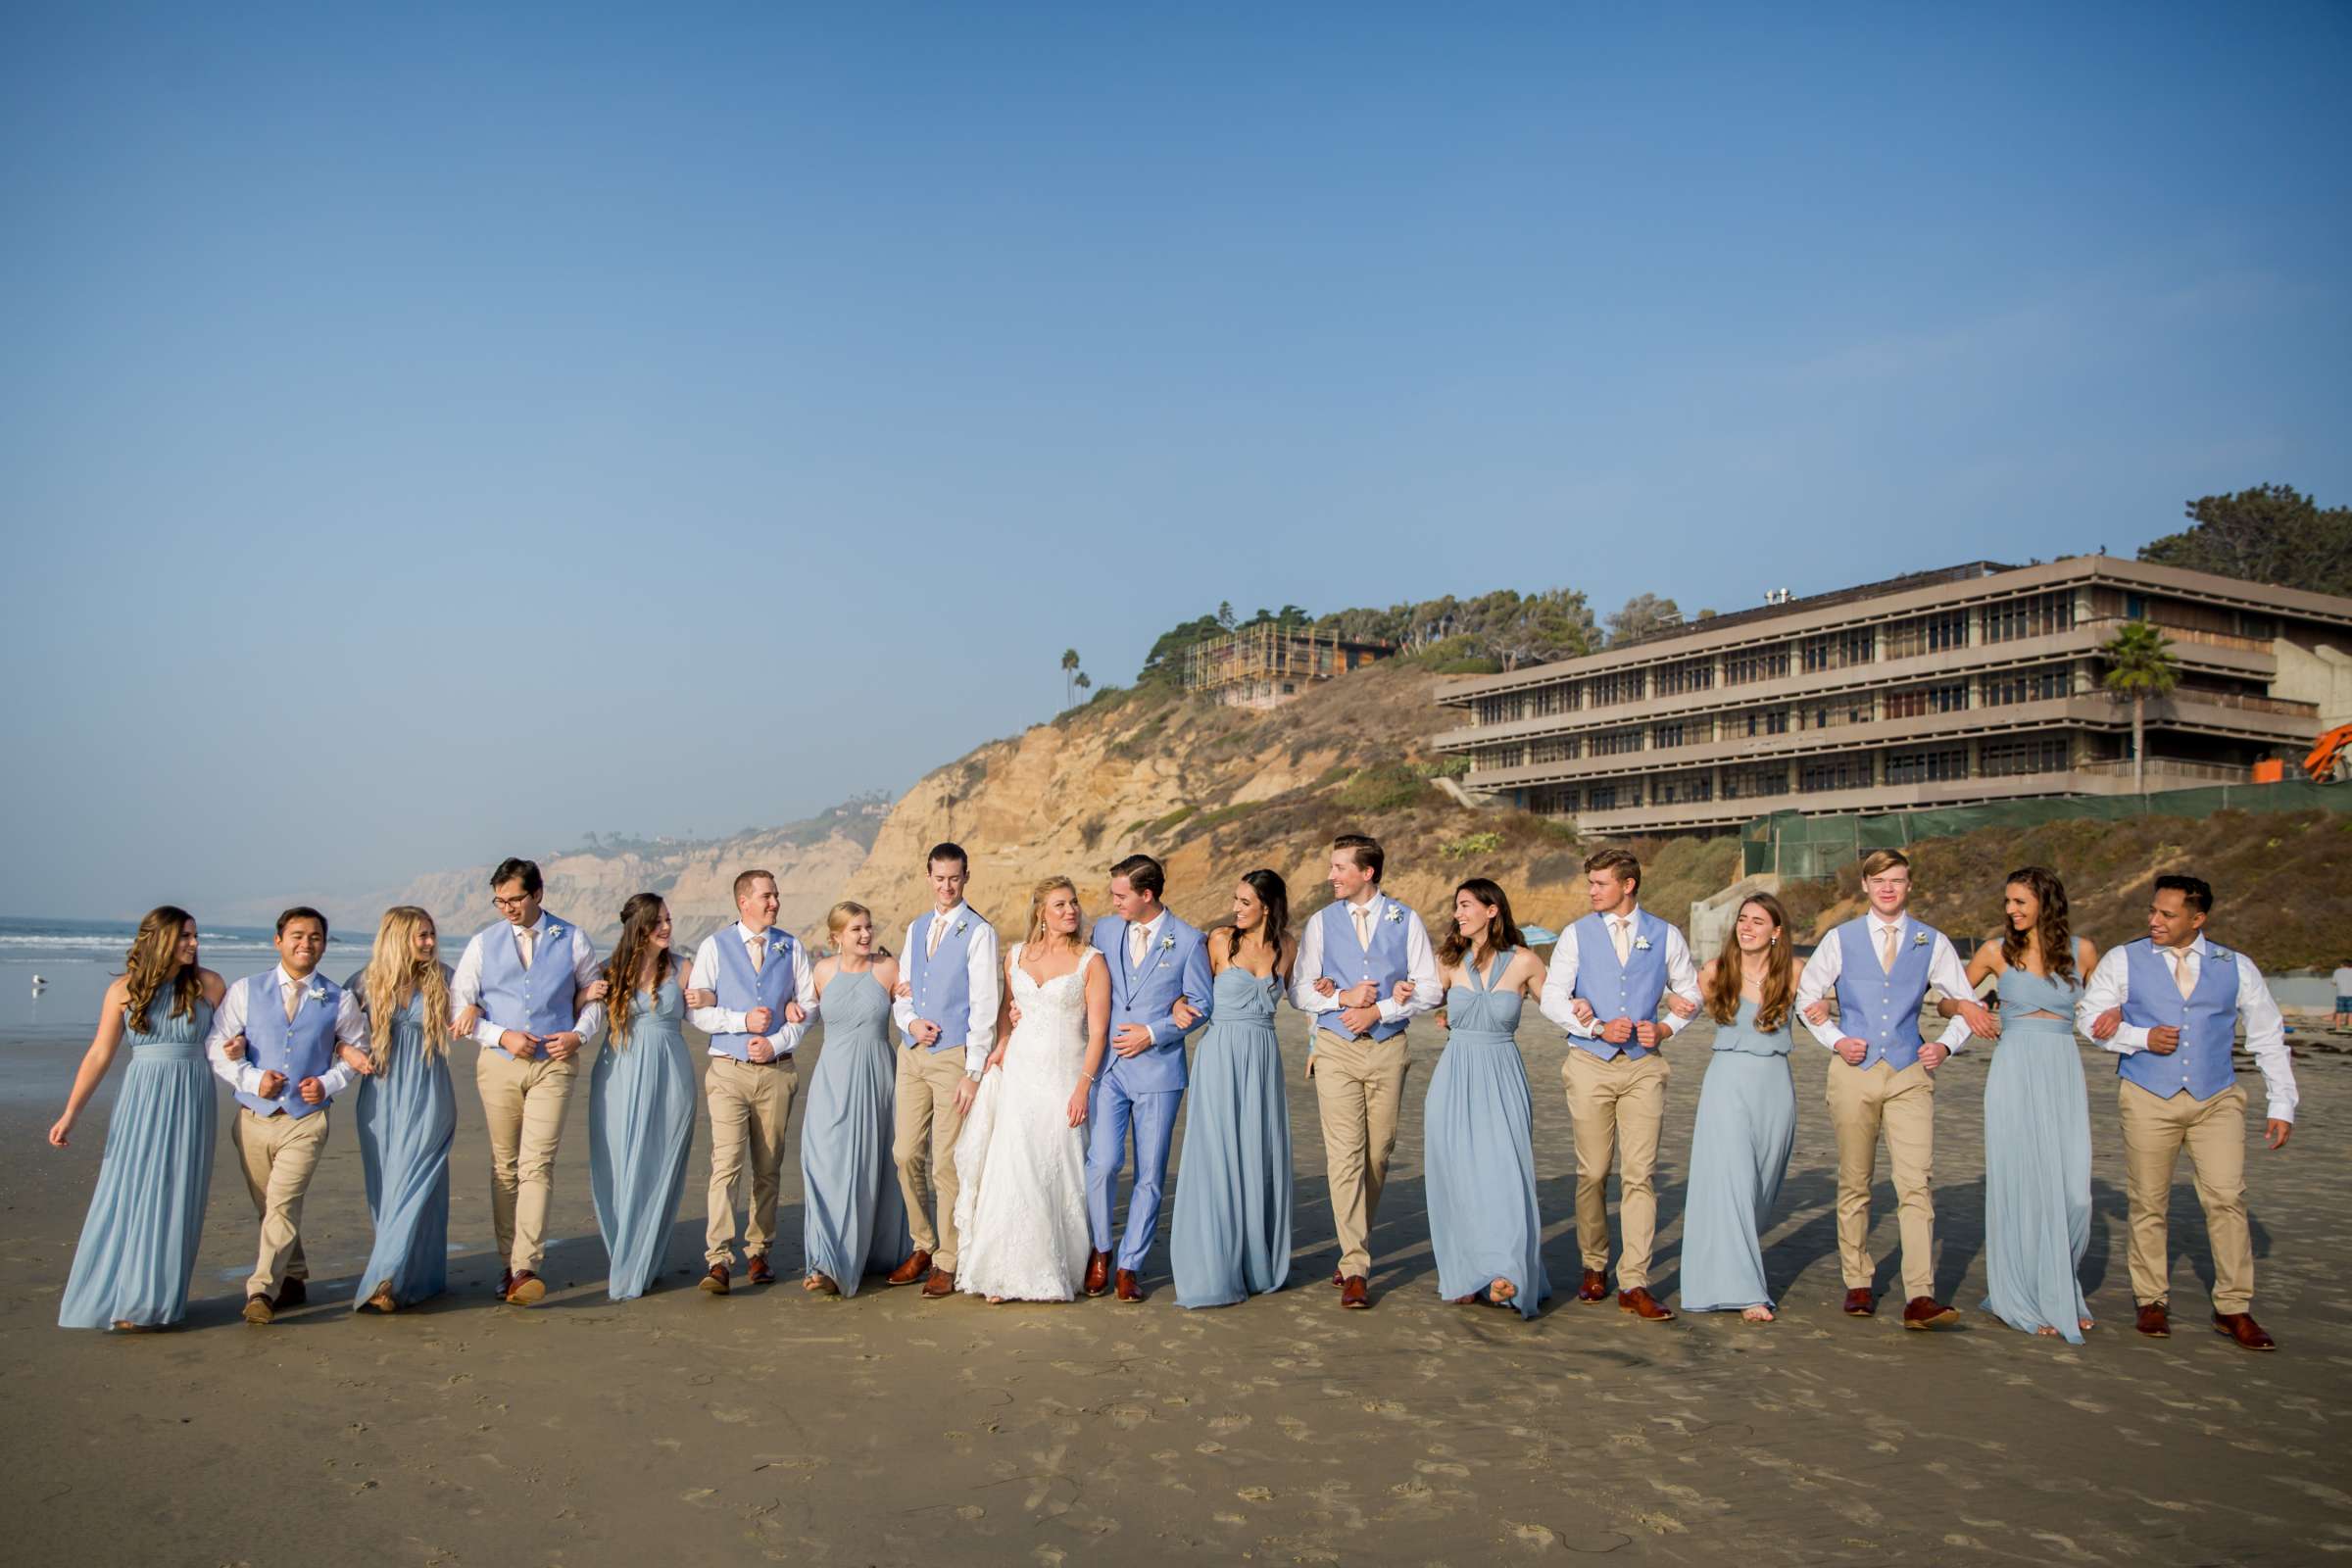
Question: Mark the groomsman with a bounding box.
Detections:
[688,869,816,1295]
[451,858,606,1306]
[888,843,1001,1299]
[1537,848,1702,1321]
[1291,833,1440,1308]
[2078,874,2296,1349]
[1793,849,1987,1328]
[1085,854,1213,1302]
[204,907,368,1325]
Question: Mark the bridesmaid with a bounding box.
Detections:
[800,902,910,1297]
[343,906,458,1312]
[587,894,700,1300]
[1678,893,1802,1322]
[1944,864,2100,1342]
[1421,878,1550,1318]
[53,907,228,1331]
[1168,869,1297,1309]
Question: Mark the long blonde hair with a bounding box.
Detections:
[363,906,451,1063]
[1026,876,1083,953]
[122,905,200,1033]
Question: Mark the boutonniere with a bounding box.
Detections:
[305,982,329,1004]
[1383,906,1402,926]
[1911,931,1930,949]
[1632,935,1653,952]
[768,934,791,955]
[1160,935,1177,953]
[954,918,969,937]
[544,922,565,943]
[2207,946,2230,963]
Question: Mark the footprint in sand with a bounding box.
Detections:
[1105,1404,1150,1430]
[1507,1522,1556,1550]
[1207,1413,1251,1432]
[1237,1487,1273,1503]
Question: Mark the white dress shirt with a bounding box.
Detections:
[889,902,1000,1075]
[1288,892,1443,1024]
[1792,911,1977,1054]
[1536,905,1703,1039]
[2076,935,2297,1123]
[688,921,818,1057]
[202,965,368,1101]
[449,913,609,1048]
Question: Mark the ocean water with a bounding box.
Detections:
[0,915,379,1039]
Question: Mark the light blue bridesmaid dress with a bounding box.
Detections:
[1677,998,1797,1313]
[1170,964,1294,1308]
[588,975,697,1299]
[59,994,218,1329]
[1422,950,1549,1318]
[347,981,456,1309]
[799,967,909,1294]
[1981,964,2093,1342]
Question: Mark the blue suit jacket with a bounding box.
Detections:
[1092,911,1213,1095]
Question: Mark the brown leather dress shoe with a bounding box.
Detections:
[506,1270,547,1305]
[745,1254,775,1287]
[2134,1300,2170,1338]
[886,1250,932,1287]
[2211,1311,2276,1351]
[1340,1275,1370,1309]
[920,1269,956,1298]
[700,1262,731,1296]
[1085,1250,1112,1298]
[1842,1288,1877,1317]
[1115,1269,1144,1302]
[272,1278,308,1309]
[1619,1287,1674,1322]
[242,1294,274,1325]
[1900,1296,1960,1330]
[1578,1269,1609,1302]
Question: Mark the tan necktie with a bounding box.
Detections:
[1611,916,1632,964]
[282,976,301,1022]
[1880,924,1899,974]
[2170,949,2196,999]
[517,926,537,970]
[1129,924,1149,966]
[926,914,946,959]
[747,932,766,974]
[1352,906,1372,952]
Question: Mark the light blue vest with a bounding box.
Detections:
[235,971,340,1118]
[1568,907,1672,1060]
[906,907,985,1053]
[2119,938,2241,1102]
[707,924,800,1061]
[1316,897,1412,1043]
[474,916,579,1037]
[1831,916,1938,1070]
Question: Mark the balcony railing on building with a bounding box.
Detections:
[1181,624,1394,710]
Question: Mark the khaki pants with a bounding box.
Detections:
[2118,1081,2254,1312]
[894,1047,972,1272]
[706,1054,800,1266]
[233,1107,330,1300]
[1826,1056,1937,1300]
[475,1047,579,1274]
[1310,1029,1411,1280]
[1562,1049,1670,1289]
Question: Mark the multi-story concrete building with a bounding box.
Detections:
[1433,556,2352,839]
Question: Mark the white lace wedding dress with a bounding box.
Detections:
[952,945,1097,1300]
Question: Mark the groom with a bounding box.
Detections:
[1085,854,1212,1301]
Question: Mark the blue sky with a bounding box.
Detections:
[3,3,2348,919]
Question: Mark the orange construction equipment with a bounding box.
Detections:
[2302,723,2352,782]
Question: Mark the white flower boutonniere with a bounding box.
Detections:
[954,919,969,937]
[305,982,329,1004]
[545,922,565,944]
[2208,945,2230,963]
[1632,935,1653,952]
[1911,931,1930,949]
[1160,935,1177,953]
[1383,906,1402,926]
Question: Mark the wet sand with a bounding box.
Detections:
[5,1010,2347,1565]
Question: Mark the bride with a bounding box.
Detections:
[952,876,1110,1301]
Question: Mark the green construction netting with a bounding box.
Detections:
[1741,780,2346,880]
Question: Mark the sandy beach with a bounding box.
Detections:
[6,995,2348,1566]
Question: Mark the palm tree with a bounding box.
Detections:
[1075,671,1093,701]
[2101,620,2180,793]
[1061,648,1081,709]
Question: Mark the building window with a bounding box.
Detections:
[1655,657,1716,696]
[1884,679,1969,719]
[1528,785,1578,816]
[1886,746,1969,785]
[1729,707,1791,738]
[1885,610,1969,660]
[1474,694,1526,726]
[1529,735,1583,764]
[1586,784,1621,810]
[1723,645,1791,685]
[1588,669,1644,708]
[1981,736,2072,776]
[1983,664,2072,707]
[1722,762,1790,800]
[1592,727,1645,757]
[1529,683,1580,716]
[1984,591,2075,643]
[1799,756,1875,793]
[1652,770,1714,805]
[1651,721,1688,749]
[1797,697,1876,731]
[1799,628,1876,673]
[1474,743,1524,770]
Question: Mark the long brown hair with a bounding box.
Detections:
[1704,892,1795,1031]
[1228,869,1291,967]
[362,906,451,1063]
[122,905,199,1032]
[1439,878,1525,968]
[1026,876,1083,953]
[603,894,674,1049]
[1999,864,2076,983]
